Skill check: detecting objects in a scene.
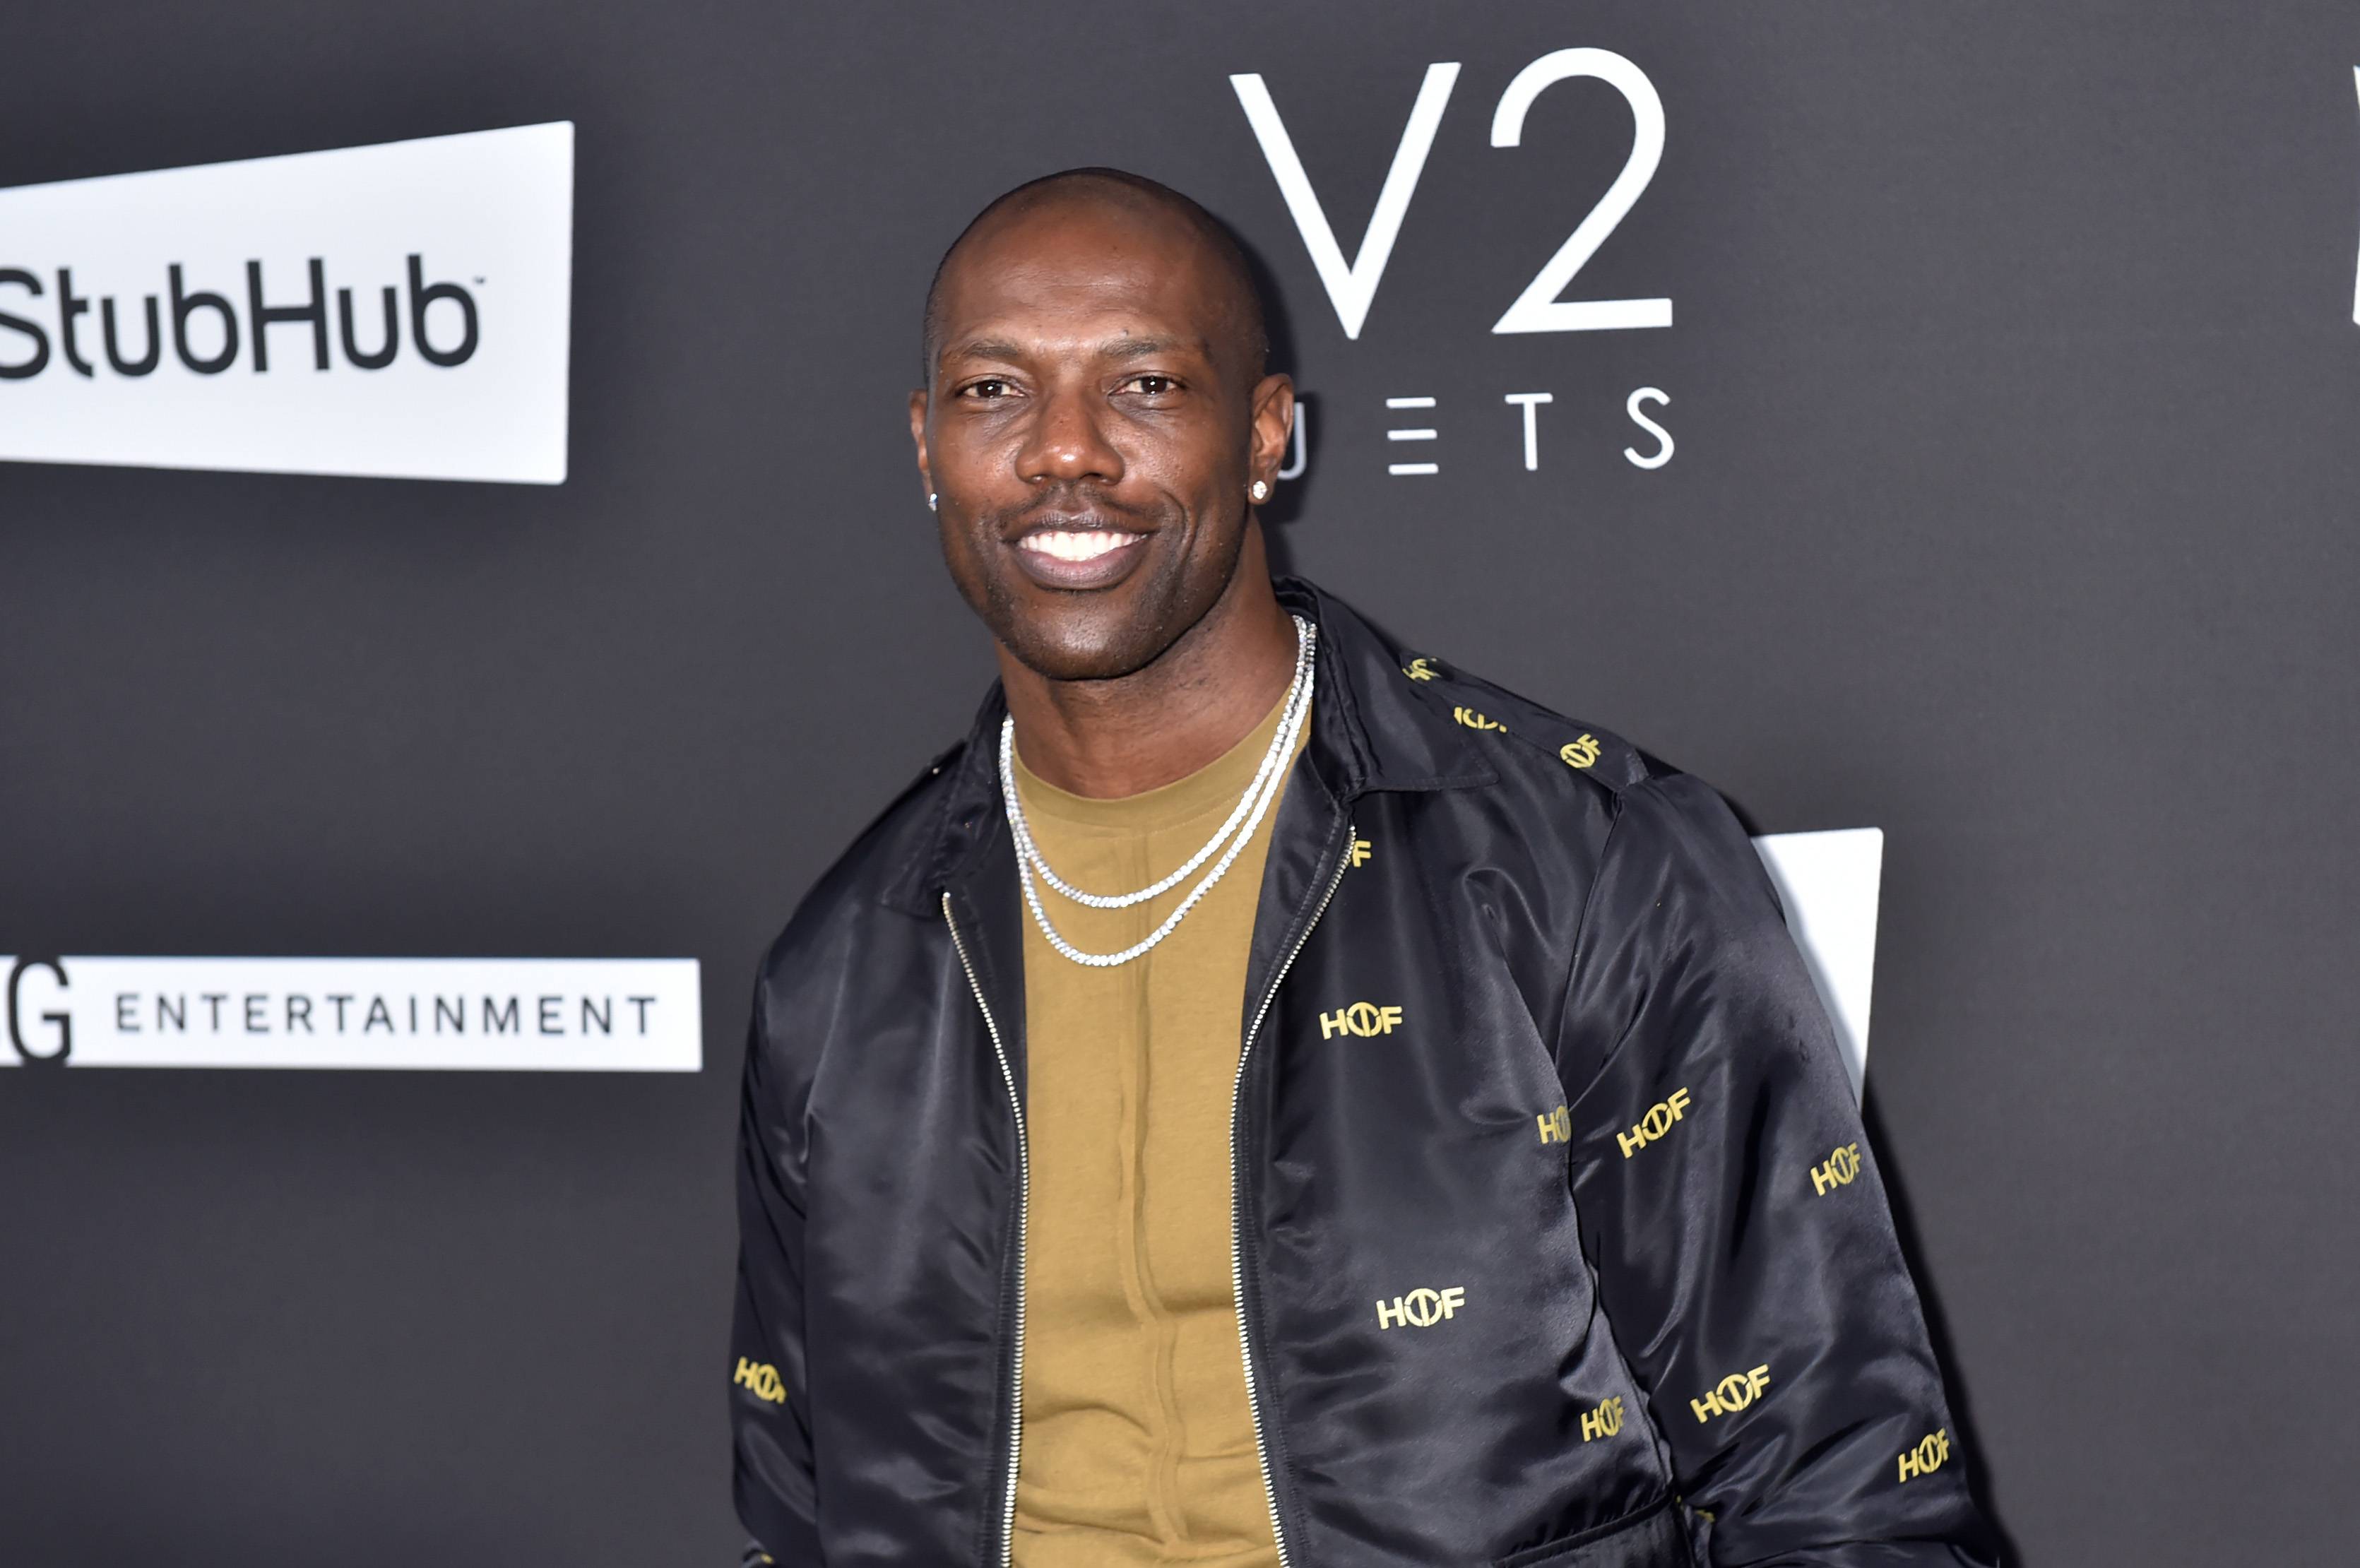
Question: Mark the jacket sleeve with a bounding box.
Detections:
[729,953,824,1563]
[1557,774,1998,1566]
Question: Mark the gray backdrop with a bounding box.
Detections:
[5,2,2356,1562]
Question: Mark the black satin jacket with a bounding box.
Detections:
[730,579,1998,1567]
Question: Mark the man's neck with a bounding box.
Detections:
[998,542,1298,800]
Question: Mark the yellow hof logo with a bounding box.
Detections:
[1810,1141,1863,1196]
[1319,1002,1405,1039]
[1559,734,1601,769]
[1536,1103,1572,1145]
[1898,1427,1951,1483]
[1403,656,1440,681]
[1616,1087,1693,1158]
[733,1357,787,1405]
[1452,705,1504,732]
[1375,1285,1466,1329]
[1690,1364,1772,1423]
[1580,1395,1625,1442]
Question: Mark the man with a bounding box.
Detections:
[729,168,1997,1567]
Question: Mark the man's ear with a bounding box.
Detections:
[1247,373,1295,492]
[908,387,933,501]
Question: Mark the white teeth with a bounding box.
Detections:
[1020,529,1137,564]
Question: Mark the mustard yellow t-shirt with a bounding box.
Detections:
[1009,689,1305,1568]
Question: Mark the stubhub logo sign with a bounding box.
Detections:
[0,122,573,485]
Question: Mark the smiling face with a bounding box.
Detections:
[911,180,1293,684]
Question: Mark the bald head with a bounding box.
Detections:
[920,167,1269,385]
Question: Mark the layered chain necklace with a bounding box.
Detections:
[1000,614,1317,968]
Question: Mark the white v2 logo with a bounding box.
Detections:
[1231,50,1671,340]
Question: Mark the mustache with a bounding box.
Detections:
[988,485,1161,536]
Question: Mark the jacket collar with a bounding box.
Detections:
[887,576,1493,914]
[1276,576,1496,799]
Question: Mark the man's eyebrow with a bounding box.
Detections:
[941,337,1028,364]
[1098,335,1197,362]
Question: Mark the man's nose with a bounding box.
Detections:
[1016,383,1125,487]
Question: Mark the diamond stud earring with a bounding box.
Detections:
[1249,480,1270,503]
[927,492,938,512]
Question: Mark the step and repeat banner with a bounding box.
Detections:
[0,124,574,483]
[4,4,2354,1564]
[1,956,699,1071]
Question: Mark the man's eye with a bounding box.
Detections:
[1123,374,1178,396]
[963,379,1014,400]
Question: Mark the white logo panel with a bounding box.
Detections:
[1752,828,1884,1099]
[1,956,697,1071]
[0,122,573,484]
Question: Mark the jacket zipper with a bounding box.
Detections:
[944,892,1030,1568]
[1230,820,1355,1568]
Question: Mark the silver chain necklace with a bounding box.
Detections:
[1001,614,1317,968]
